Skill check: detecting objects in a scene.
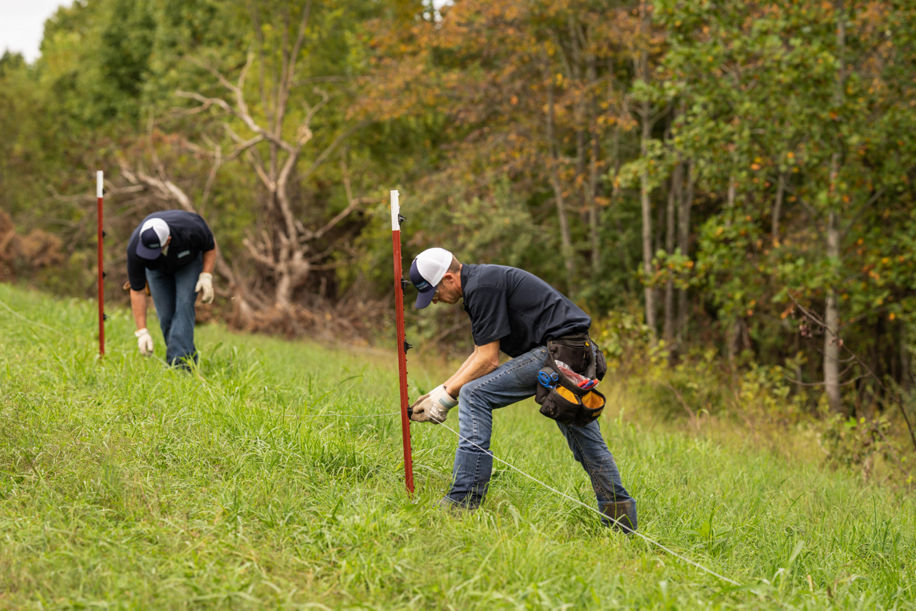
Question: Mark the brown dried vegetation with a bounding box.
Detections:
[0,211,65,282]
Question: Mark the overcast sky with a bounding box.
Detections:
[0,0,71,63]
[0,1,452,64]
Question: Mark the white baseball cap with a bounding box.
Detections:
[410,247,453,309]
[136,217,170,260]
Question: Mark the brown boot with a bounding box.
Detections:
[600,500,636,534]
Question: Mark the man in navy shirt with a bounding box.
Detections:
[409,247,636,532]
[126,210,216,367]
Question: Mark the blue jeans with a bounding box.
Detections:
[146,255,202,366]
[445,345,636,528]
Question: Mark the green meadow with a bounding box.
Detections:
[1,283,914,609]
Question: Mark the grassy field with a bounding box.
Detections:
[1,283,914,609]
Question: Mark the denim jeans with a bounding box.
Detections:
[445,345,636,528]
[145,254,202,366]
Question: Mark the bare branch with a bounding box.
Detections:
[176,90,233,115]
[177,56,296,155]
[303,156,367,244]
[242,239,277,269]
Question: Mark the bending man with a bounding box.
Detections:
[408,247,636,532]
[126,210,216,367]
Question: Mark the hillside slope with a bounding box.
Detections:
[1,283,914,608]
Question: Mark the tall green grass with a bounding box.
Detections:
[1,283,914,608]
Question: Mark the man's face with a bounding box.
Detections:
[431,272,461,306]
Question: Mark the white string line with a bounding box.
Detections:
[438,420,743,587]
[0,295,59,333]
[302,411,403,418]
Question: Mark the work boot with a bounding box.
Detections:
[600,499,636,534]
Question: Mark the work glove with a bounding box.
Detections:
[195,272,214,304]
[135,328,154,356]
[409,384,458,423]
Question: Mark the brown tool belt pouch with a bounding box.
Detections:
[535,334,607,426]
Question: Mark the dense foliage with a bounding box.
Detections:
[3,0,916,425]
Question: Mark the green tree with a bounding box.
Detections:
[361,0,645,302]
[657,0,916,415]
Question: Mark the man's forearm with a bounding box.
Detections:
[445,360,494,395]
[202,247,216,275]
[130,290,148,330]
[448,351,478,385]
[445,342,500,397]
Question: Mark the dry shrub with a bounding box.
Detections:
[225,294,386,346]
[0,211,64,281]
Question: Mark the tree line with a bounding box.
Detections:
[2,0,916,423]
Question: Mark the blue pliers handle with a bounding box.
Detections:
[538,368,559,389]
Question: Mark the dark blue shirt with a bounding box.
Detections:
[461,264,590,357]
[126,210,215,291]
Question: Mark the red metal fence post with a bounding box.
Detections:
[97,171,105,357]
[391,189,414,493]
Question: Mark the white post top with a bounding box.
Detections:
[96,171,104,198]
[390,189,400,230]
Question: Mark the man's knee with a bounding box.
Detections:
[458,378,486,408]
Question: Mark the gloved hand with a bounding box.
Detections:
[409,384,458,423]
[195,272,214,304]
[407,392,428,419]
[135,328,154,356]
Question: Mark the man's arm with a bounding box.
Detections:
[201,245,216,274]
[443,340,501,398]
[130,289,148,330]
[408,341,500,423]
[130,288,155,356]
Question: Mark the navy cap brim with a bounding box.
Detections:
[136,242,163,260]
[410,259,436,309]
[414,287,436,309]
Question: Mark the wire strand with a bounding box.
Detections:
[438,420,742,587]
[0,295,59,334]
[303,411,403,419]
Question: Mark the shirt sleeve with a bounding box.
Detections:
[191,214,215,251]
[126,248,147,291]
[468,285,512,346]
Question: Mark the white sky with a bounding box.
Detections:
[0,0,71,63]
[0,1,451,64]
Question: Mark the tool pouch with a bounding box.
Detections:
[535,334,607,426]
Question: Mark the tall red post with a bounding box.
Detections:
[96,171,105,357]
[391,189,414,493]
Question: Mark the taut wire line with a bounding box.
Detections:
[438,420,742,587]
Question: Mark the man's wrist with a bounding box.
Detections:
[433,383,458,408]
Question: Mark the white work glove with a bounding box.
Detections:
[135,328,154,356]
[409,384,458,423]
[195,272,214,304]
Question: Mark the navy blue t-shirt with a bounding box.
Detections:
[461,264,591,357]
[126,210,215,291]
